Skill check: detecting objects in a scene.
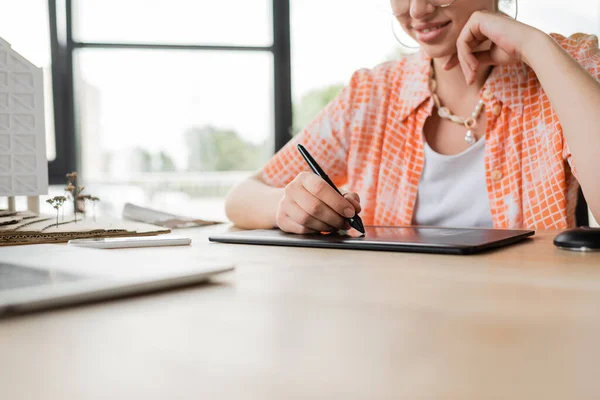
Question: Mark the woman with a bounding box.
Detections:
[226,0,600,233]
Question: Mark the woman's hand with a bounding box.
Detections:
[275,172,362,234]
[444,10,544,84]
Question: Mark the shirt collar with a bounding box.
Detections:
[395,50,433,121]
[395,50,528,120]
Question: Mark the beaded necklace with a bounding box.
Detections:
[429,65,486,145]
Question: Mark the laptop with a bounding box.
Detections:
[0,244,233,317]
[209,226,535,255]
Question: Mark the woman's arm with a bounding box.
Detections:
[447,10,600,219]
[521,33,600,219]
[225,174,283,229]
[225,172,362,232]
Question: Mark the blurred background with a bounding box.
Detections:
[0,0,598,223]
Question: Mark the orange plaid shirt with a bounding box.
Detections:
[262,34,600,230]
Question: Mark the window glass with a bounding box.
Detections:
[73,0,273,47]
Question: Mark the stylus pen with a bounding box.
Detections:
[297,144,365,234]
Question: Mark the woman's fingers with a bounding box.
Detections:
[443,54,460,70]
[453,11,527,82]
[445,48,511,72]
[293,187,347,229]
[277,214,317,234]
[285,200,338,232]
[276,172,364,234]
[299,173,356,218]
[456,11,500,83]
[343,192,362,214]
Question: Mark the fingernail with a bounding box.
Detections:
[344,208,355,218]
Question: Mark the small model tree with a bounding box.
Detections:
[45,196,66,228]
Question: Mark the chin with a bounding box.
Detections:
[419,43,458,60]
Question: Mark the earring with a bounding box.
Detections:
[391,17,420,49]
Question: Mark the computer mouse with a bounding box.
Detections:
[553,228,600,252]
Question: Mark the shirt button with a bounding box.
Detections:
[492,104,502,116]
[492,170,503,181]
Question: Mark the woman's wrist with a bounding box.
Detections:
[266,186,285,228]
[225,177,284,229]
[519,28,553,68]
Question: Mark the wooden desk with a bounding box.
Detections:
[1,226,600,399]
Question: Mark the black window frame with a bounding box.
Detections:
[47,0,292,184]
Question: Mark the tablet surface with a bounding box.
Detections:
[209,226,535,255]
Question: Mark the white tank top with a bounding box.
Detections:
[413,138,494,228]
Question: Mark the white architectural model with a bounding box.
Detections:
[0,37,48,213]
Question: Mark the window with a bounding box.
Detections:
[48,0,290,219]
[72,0,273,46]
[75,49,274,181]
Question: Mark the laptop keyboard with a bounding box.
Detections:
[0,263,81,292]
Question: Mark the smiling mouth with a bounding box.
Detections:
[415,21,451,33]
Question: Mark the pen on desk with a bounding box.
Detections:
[297,144,365,234]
